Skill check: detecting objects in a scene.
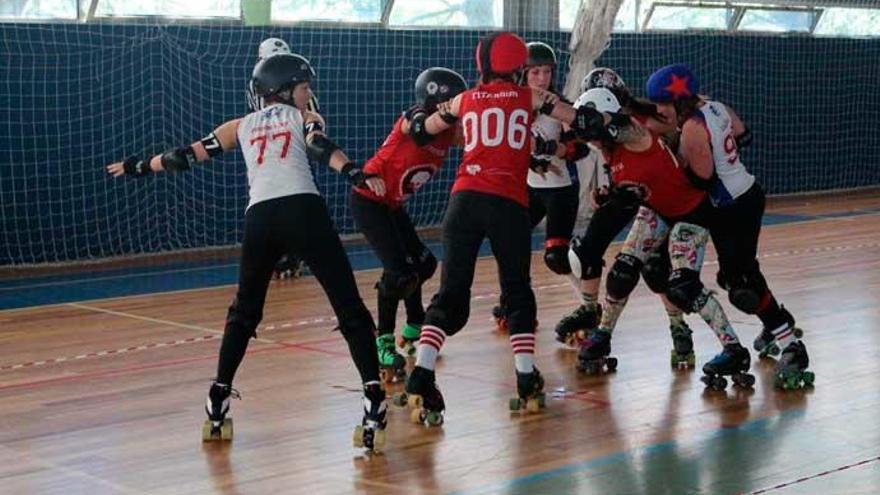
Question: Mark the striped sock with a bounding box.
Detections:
[770,321,797,350]
[666,307,685,327]
[415,325,446,371]
[581,292,599,312]
[510,333,536,374]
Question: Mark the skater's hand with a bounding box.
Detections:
[365,176,386,197]
[591,186,609,209]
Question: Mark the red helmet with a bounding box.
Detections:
[475,32,528,77]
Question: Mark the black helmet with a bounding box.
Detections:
[415,67,468,111]
[526,41,557,67]
[251,53,315,99]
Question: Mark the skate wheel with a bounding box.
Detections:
[379,369,392,384]
[509,397,523,411]
[407,394,423,409]
[392,392,408,407]
[606,357,618,372]
[802,371,815,386]
[714,376,728,390]
[734,373,755,388]
[372,428,386,453]
[793,327,804,339]
[425,411,443,426]
[525,397,543,413]
[687,352,696,368]
[410,408,423,424]
[202,418,233,441]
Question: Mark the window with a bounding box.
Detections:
[95,0,240,17]
[738,8,815,33]
[0,0,76,19]
[272,0,384,23]
[646,4,732,31]
[814,8,880,37]
[389,0,503,27]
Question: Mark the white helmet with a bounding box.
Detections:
[258,38,291,61]
[574,87,621,113]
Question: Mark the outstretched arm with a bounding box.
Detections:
[107,119,240,177]
[303,111,385,196]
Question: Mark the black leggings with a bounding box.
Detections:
[425,191,536,336]
[572,197,640,280]
[216,194,378,385]
[350,191,432,335]
[528,185,579,240]
[710,183,766,281]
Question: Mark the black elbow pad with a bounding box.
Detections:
[160,146,196,172]
[685,167,716,190]
[306,134,341,165]
[735,128,753,149]
[409,113,435,146]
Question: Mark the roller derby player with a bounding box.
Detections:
[349,67,467,383]
[565,88,755,390]
[389,32,617,423]
[107,54,387,452]
[647,64,813,389]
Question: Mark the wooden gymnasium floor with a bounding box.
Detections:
[2,190,879,495]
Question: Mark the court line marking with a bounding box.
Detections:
[750,455,880,494]
[2,240,878,373]
[2,210,877,314]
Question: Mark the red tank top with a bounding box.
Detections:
[357,116,456,207]
[607,133,706,219]
[451,81,534,206]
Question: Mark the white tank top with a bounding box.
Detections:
[237,104,319,210]
[527,114,572,188]
[697,100,755,205]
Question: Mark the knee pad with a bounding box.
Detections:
[568,237,603,281]
[336,301,375,336]
[666,268,708,314]
[715,269,730,291]
[424,290,470,336]
[225,295,263,338]
[642,250,670,294]
[606,253,642,300]
[543,238,572,275]
[376,269,420,300]
[415,250,438,283]
[726,266,768,314]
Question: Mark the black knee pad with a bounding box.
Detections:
[415,249,438,283]
[376,269,419,300]
[424,290,470,336]
[606,253,642,300]
[642,251,670,294]
[225,295,263,339]
[503,286,537,334]
[569,236,603,280]
[666,268,708,314]
[543,239,572,275]
[726,266,768,314]
[715,269,730,291]
[336,301,375,336]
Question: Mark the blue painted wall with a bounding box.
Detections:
[1,24,878,265]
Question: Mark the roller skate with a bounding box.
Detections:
[202,381,240,441]
[509,367,546,413]
[753,307,803,359]
[273,255,304,280]
[701,343,755,391]
[555,304,601,347]
[492,304,509,333]
[576,329,617,374]
[670,322,696,369]
[396,323,421,356]
[376,334,406,384]
[353,383,387,453]
[774,341,815,390]
[394,366,444,427]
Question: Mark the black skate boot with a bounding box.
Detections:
[753,306,803,359]
[576,329,617,374]
[555,304,601,347]
[509,367,546,413]
[397,366,445,426]
[202,382,240,441]
[701,343,755,390]
[353,382,388,453]
[774,341,815,390]
[670,322,696,369]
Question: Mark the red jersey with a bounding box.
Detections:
[451,81,534,207]
[607,133,706,219]
[356,116,456,207]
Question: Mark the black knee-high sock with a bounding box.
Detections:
[377,290,399,336]
[342,326,380,383]
[215,324,253,385]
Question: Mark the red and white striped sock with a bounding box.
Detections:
[415,325,446,371]
[510,333,536,374]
